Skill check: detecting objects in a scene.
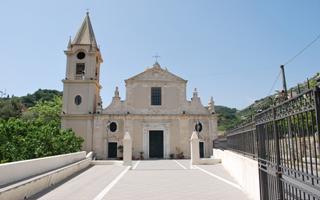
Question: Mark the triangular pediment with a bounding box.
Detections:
[125,62,187,83]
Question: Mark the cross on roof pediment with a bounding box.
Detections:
[125,62,187,83]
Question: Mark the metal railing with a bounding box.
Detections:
[75,74,85,80]
[222,86,320,200]
[213,137,228,150]
[226,122,257,158]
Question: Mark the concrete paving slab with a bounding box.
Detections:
[29,165,127,200]
[133,160,185,170]
[173,159,192,169]
[103,160,251,200]
[196,164,239,185]
[29,160,251,200]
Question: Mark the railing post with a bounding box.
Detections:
[254,121,258,158]
[272,107,283,200]
[314,86,320,163]
[314,86,320,135]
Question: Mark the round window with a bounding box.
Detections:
[77,52,86,59]
[108,122,117,132]
[195,122,203,132]
[74,95,82,105]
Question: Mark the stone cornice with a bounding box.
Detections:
[61,114,94,120]
[62,113,216,120]
[89,113,216,120]
[61,79,102,89]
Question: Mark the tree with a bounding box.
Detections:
[0,98,23,120]
[22,96,62,124]
[0,89,62,121]
[21,89,62,108]
[0,96,83,163]
[215,106,240,131]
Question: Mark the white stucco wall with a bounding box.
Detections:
[62,118,93,151]
[0,151,86,186]
[91,115,216,160]
[0,154,91,200]
[62,61,218,160]
[62,81,99,115]
[213,149,260,200]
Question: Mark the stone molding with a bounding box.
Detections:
[142,122,170,159]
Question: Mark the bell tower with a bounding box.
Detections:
[62,12,103,115]
[61,13,103,152]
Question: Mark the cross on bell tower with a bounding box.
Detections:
[153,53,160,63]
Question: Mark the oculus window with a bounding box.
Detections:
[74,95,82,105]
[151,87,161,106]
[108,122,117,132]
[77,52,86,60]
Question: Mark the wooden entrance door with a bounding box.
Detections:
[199,142,204,158]
[108,142,117,159]
[149,130,164,158]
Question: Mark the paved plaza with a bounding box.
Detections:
[30,160,251,200]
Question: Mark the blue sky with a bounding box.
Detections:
[0,0,319,109]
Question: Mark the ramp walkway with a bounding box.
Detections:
[29,160,251,200]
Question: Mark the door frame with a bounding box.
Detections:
[143,123,170,159]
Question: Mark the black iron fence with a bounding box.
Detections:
[223,86,320,200]
[213,137,228,150]
[226,122,257,158]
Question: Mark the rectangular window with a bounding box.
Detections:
[151,87,161,105]
[76,63,85,74]
[75,63,85,80]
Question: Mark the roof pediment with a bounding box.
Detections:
[125,62,187,83]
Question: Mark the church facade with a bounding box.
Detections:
[61,13,218,160]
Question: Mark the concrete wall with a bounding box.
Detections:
[0,153,91,200]
[213,149,260,200]
[62,118,93,151]
[0,151,86,187]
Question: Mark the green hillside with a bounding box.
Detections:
[215,72,320,132]
[0,89,62,120]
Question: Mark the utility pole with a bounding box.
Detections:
[280,65,288,100]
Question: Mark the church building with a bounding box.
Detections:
[61,13,218,159]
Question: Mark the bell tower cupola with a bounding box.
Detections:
[62,12,103,115]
